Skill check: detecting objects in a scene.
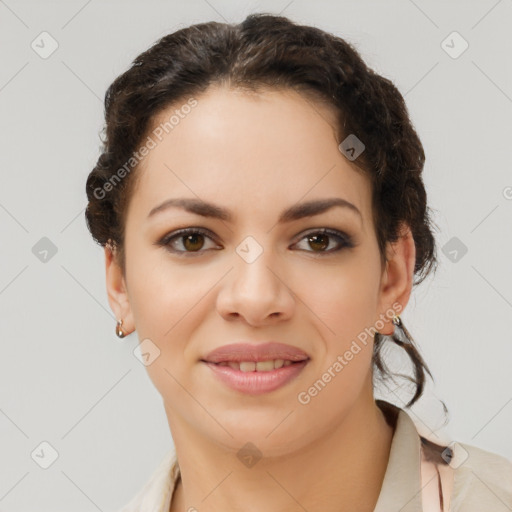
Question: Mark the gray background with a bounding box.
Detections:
[1,0,511,510]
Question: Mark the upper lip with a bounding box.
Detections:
[202,342,310,363]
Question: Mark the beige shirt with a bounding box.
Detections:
[117,401,512,512]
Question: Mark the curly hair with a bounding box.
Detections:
[85,13,441,409]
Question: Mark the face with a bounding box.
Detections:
[105,85,414,455]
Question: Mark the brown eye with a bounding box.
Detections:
[293,229,354,254]
[157,228,219,255]
[182,233,205,252]
[307,233,329,252]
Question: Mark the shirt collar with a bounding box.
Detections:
[373,399,424,512]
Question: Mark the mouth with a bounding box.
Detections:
[201,341,310,395]
[201,358,310,395]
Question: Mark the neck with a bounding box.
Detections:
[168,388,395,512]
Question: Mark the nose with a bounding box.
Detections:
[216,242,295,327]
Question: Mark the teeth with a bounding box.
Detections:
[240,361,256,372]
[256,360,274,371]
[216,359,298,371]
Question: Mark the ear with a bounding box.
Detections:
[376,223,416,336]
[105,245,134,336]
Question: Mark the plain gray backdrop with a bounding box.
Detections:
[1,1,511,510]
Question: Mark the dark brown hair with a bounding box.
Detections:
[85,13,441,410]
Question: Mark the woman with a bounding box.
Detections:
[85,13,512,512]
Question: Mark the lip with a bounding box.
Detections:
[202,341,310,363]
[203,359,309,395]
[201,342,310,395]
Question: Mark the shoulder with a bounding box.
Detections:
[393,400,512,511]
[450,441,512,511]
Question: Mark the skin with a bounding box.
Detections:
[105,84,416,512]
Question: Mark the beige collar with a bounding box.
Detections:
[373,401,424,511]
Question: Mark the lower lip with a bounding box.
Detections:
[203,360,309,395]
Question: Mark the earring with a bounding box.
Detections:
[391,313,411,344]
[116,319,125,338]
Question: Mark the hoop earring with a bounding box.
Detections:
[391,313,411,344]
[116,319,125,338]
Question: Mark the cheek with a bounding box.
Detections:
[127,246,209,337]
[297,275,377,419]
[307,259,381,346]
[125,249,214,390]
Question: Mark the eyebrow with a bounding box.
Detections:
[147,197,362,223]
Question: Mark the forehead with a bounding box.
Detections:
[149,84,341,159]
[129,85,372,227]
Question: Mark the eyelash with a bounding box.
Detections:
[156,227,355,257]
